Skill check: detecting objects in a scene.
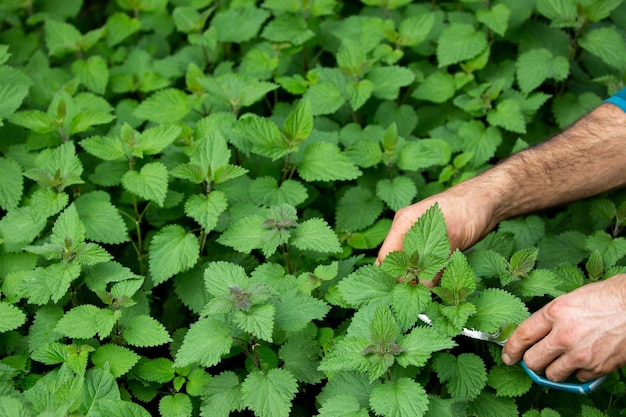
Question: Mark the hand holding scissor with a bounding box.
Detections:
[418,314,607,394]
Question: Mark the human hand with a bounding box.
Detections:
[502,274,626,382]
[376,182,499,285]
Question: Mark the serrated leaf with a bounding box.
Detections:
[397,139,451,171]
[278,336,324,384]
[91,344,141,378]
[317,395,369,417]
[201,371,244,417]
[437,24,488,67]
[458,121,502,167]
[412,71,456,103]
[241,369,298,417]
[274,289,330,334]
[149,224,200,285]
[487,98,526,133]
[467,391,518,417]
[283,99,313,143]
[586,231,626,269]
[217,215,267,254]
[552,92,603,129]
[367,66,415,100]
[0,301,26,333]
[392,283,431,331]
[123,315,172,347]
[336,186,385,232]
[297,142,362,182]
[435,250,476,305]
[338,265,395,308]
[579,27,626,70]
[516,49,569,94]
[134,88,190,123]
[212,7,270,43]
[122,162,168,207]
[26,141,84,190]
[518,269,563,298]
[370,378,429,417]
[184,191,227,232]
[138,358,175,383]
[487,364,532,397]
[477,4,510,36]
[81,367,121,415]
[249,177,308,207]
[174,316,232,368]
[45,19,82,57]
[304,82,345,116]
[234,303,275,342]
[106,12,141,46]
[138,124,181,155]
[433,353,487,399]
[0,157,23,211]
[0,83,30,127]
[72,55,109,95]
[236,114,291,160]
[397,326,456,368]
[291,217,342,253]
[55,304,117,340]
[75,191,129,244]
[8,109,56,133]
[22,262,81,305]
[376,177,417,211]
[160,394,192,417]
[94,399,152,417]
[466,288,529,333]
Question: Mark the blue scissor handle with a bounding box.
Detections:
[519,360,607,394]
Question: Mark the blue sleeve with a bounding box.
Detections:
[605,87,626,112]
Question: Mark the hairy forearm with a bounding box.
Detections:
[466,103,626,225]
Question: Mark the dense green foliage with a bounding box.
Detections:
[1,0,626,416]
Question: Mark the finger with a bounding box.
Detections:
[502,309,553,365]
[523,340,565,379]
[376,214,415,264]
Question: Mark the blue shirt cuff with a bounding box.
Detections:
[605,87,626,111]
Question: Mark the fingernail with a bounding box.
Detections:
[502,352,512,365]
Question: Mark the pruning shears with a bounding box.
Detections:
[417,314,607,394]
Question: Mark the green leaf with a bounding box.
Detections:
[75,191,129,244]
[304,82,345,116]
[392,283,431,331]
[184,191,227,232]
[477,4,510,36]
[467,391,518,417]
[174,316,232,368]
[317,395,369,417]
[160,394,192,417]
[26,141,84,190]
[0,301,26,333]
[432,353,487,399]
[138,358,175,383]
[201,371,244,417]
[397,139,451,171]
[94,399,152,417]
[249,177,308,207]
[437,24,488,67]
[212,7,270,43]
[458,121,502,167]
[434,250,476,305]
[291,218,342,253]
[397,13,435,46]
[579,27,626,70]
[367,66,415,100]
[274,289,330,334]
[123,315,172,347]
[234,303,275,342]
[262,14,314,45]
[0,157,23,211]
[72,55,109,95]
[236,114,291,160]
[487,99,526,134]
[376,176,417,212]
[518,269,563,298]
[138,124,181,156]
[241,369,298,417]
[465,288,529,333]
[370,378,429,417]
[552,92,603,129]
[55,304,118,340]
[499,215,545,251]
[397,326,456,368]
[297,142,362,182]
[105,12,142,46]
[338,265,395,308]
[283,99,313,143]
[122,162,169,207]
[336,186,384,232]
[516,49,569,94]
[536,0,577,27]
[278,336,324,384]
[201,73,277,112]
[487,364,532,397]
[81,367,121,415]
[347,219,392,250]
[217,215,267,255]
[22,262,81,305]
[8,109,56,133]
[412,71,456,103]
[45,19,82,57]
[149,225,200,286]
[0,81,30,127]
[91,344,141,378]
[586,231,626,269]
[134,88,190,123]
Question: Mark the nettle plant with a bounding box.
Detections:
[1,0,626,416]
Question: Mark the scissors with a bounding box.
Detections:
[418,314,607,394]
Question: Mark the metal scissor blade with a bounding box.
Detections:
[418,314,504,345]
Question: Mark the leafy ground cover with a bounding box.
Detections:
[1,0,626,416]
